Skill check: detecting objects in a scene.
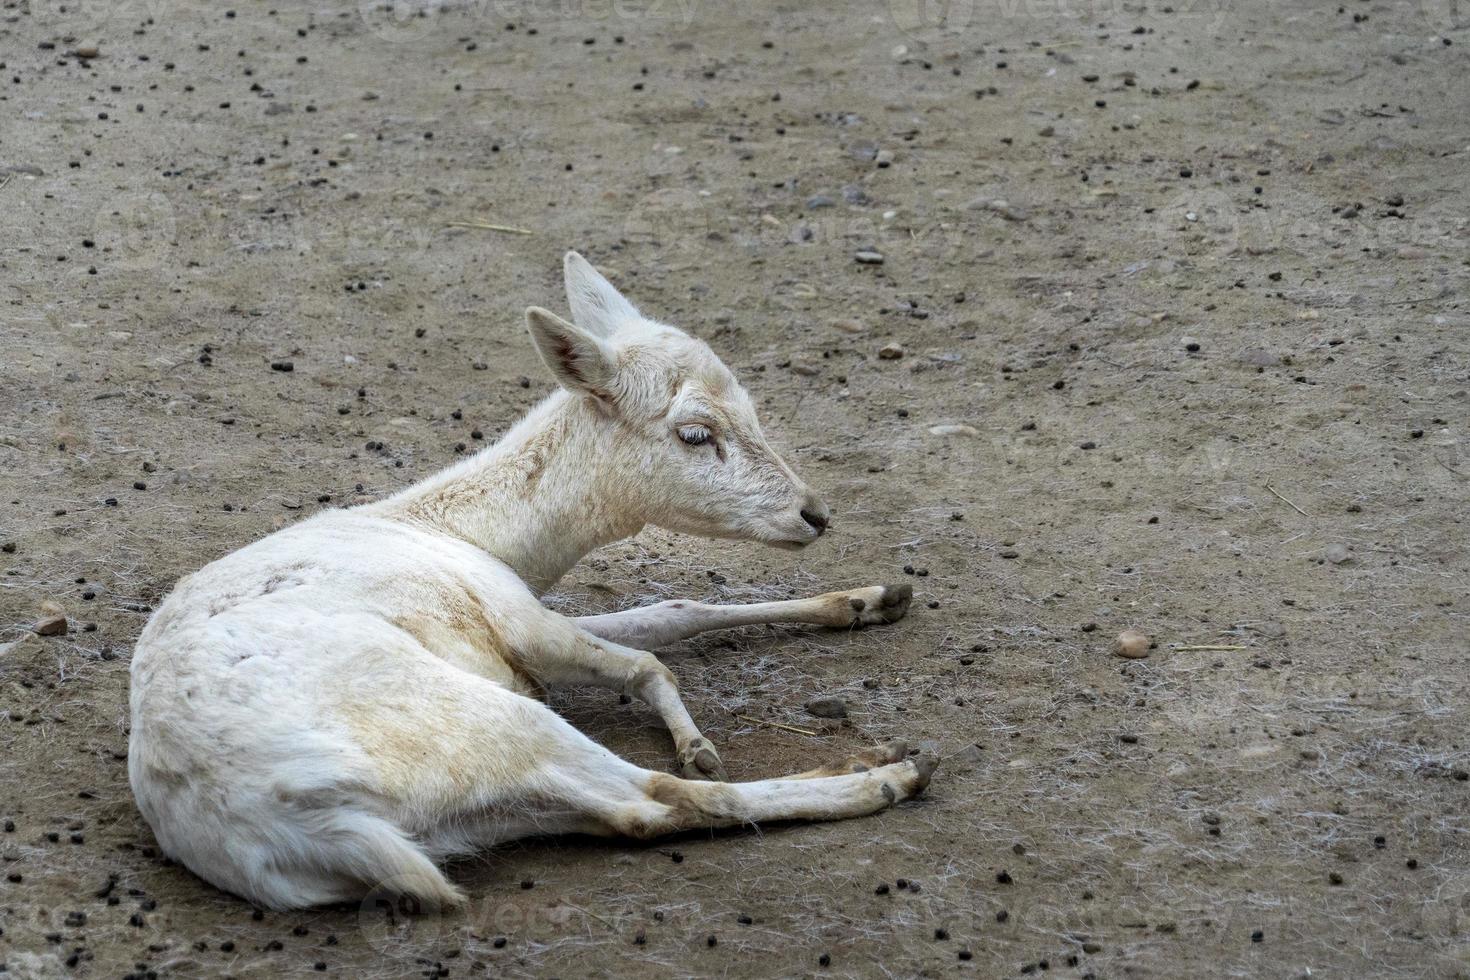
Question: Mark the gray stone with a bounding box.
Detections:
[805,696,848,719]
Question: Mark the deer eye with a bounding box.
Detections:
[677,424,712,447]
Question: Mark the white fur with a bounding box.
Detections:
[128,253,930,910]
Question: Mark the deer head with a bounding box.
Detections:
[525,252,830,550]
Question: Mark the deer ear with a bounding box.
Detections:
[525,307,618,405]
[563,251,639,339]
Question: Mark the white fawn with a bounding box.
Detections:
[128,252,935,910]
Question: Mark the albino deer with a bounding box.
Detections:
[128,253,935,910]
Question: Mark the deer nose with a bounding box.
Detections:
[800,503,830,535]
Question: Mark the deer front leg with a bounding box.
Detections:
[515,614,728,781]
[572,584,913,649]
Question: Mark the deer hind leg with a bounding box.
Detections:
[623,752,937,835]
[517,727,939,842]
[571,584,914,649]
[788,739,913,779]
[338,658,937,902]
[428,725,936,852]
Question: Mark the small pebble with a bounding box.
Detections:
[35,614,69,637]
[1113,629,1150,658]
[805,696,848,719]
[878,343,904,360]
[854,249,885,265]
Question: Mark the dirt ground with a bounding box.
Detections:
[2,0,1468,976]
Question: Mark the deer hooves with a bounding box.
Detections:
[678,738,729,782]
[846,584,914,626]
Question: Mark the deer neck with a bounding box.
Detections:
[374,391,647,594]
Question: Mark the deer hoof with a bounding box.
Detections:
[845,584,913,627]
[678,738,728,782]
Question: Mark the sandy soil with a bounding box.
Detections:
[2,0,1468,976]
